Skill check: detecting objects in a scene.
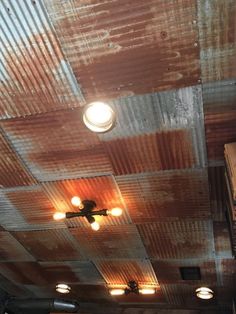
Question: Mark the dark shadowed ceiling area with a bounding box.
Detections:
[0,0,236,313]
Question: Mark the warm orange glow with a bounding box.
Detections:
[108,207,123,217]
[71,196,82,207]
[139,288,155,295]
[109,289,125,296]
[53,212,66,221]
[91,221,100,231]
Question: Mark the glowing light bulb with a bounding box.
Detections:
[109,289,125,296]
[139,288,155,295]
[83,102,116,133]
[196,287,214,299]
[91,221,100,231]
[71,196,82,207]
[56,283,71,294]
[53,212,66,221]
[108,207,123,217]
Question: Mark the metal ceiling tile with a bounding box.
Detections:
[11,229,84,261]
[0,232,34,262]
[44,0,200,100]
[95,259,158,286]
[1,109,113,182]
[69,284,112,303]
[0,0,84,119]
[70,225,147,259]
[116,169,211,223]
[152,259,217,286]
[203,79,236,164]
[198,0,236,82]
[42,176,130,228]
[213,222,232,258]
[137,220,214,259]
[0,131,36,188]
[39,261,104,285]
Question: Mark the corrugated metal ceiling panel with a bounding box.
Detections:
[95,259,158,286]
[70,225,147,259]
[213,222,232,258]
[43,176,130,227]
[198,0,236,82]
[0,109,113,182]
[137,220,214,259]
[0,0,84,119]
[44,0,200,100]
[11,229,84,261]
[0,131,36,188]
[116,169,211,223]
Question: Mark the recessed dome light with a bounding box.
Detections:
[196,287,214,299]
[83,101,115,133]
[56,283,71,294]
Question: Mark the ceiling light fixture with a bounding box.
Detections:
[109,281,156,296]
[56,283,71,294]
[53,197,123,231]
[195,287,214,300]
[83,101,116,133]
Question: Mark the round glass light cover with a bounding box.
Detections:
[91,221,100,231]
[56,283,71,294]
[71,196,82,207]
[83,102,115,133]
[196,287,214,299]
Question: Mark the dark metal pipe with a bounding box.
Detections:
[6,298,79,312]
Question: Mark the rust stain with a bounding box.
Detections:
[95,259,158,286]
[11,229,84,261]
[1,110,113,182]
[44,0,200,100]
[70,225,146,259]
[104,130,195,175]
[0,131,36,188]
[116,169,210,223]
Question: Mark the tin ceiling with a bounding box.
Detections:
[0,0,235,314]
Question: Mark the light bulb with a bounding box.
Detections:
[139,288,155,295]
[107,207,123,217]
[91,221,100,231]
[83,102,115,133]
[53,212,66,221]
[71,196,82,207]
[196,287,214,299]
[56,283,71,294]
[109,289,125,296]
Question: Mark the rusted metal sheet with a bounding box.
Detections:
[203,79,236,164]
[152,259,217,285]
[0,232,34,262]
[0,131,35,188]
[0,0,84,119]
[44,0,200,100]
[1,109,113,182]
[198,0,236,82]
[39,261,104,284]
[70,285,112,303]
[213,222,232,258]
[208,166,227,221]
[11,229,84,261]
[43,176,130,228]
[95,260,158,286]
[116,169,211,223]
[70,225,147,259]
[137,220,214,259]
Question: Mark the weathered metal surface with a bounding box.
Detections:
[0,232,34,262]
[44,0,200,100]
[198,0,236,82]
[0,0,84,119]
[95,260,158,286]
[116,169,211,223]
[203,79,236,164]
[1,109,113,182]
[70,225,147,259]
[11,229,84,261]
[39,261,104,284]
[0,131,35,188]
[43,176,130,227]
[137,220,214,259]
[213,222,232,258]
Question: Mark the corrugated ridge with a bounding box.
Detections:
[0,0,84,119]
